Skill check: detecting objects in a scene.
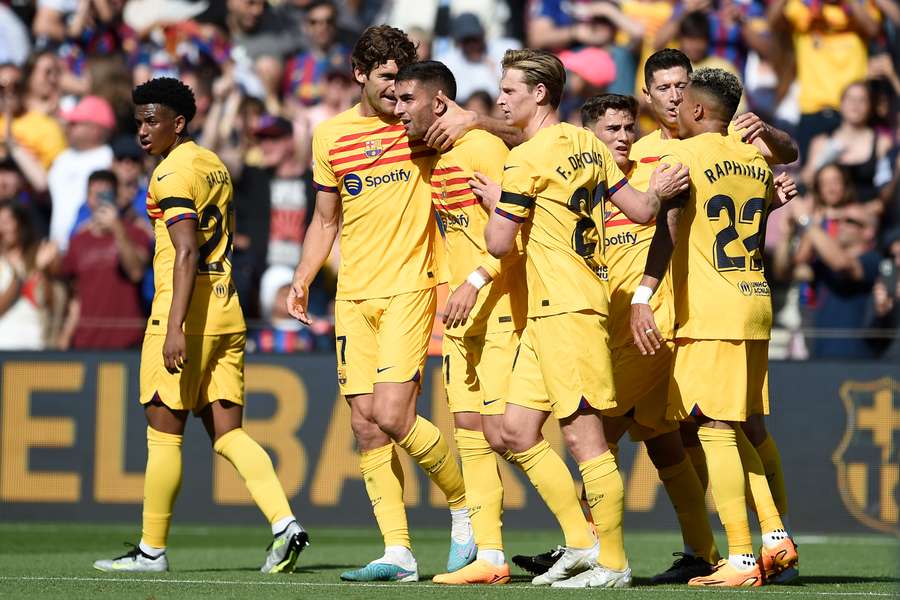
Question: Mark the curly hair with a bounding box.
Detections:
[132,77,197,123]
[581,94,638,128]
[689,67,743,121]
[351,25,417,77]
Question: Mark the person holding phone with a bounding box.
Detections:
[58,169,152,349]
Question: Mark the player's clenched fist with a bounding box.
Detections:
[287,278,310,324]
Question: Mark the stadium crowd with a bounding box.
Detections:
[0,0,898,359]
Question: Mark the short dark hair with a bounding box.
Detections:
[88,169,118,188]
[679,11,710,40]
[581,94,638,127]
[351,25,417,77]
[306,0,336,12]
[395,60,457,101]
[132,77,197,123]
[689,67,743,121]
[644,48,692,90]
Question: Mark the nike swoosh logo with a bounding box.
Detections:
[503,165,518,171]
[483,398,500,406]
[156,172,174,181]
[376,366,393,373]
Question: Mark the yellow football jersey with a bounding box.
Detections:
[604,129,678,348]
[432,129,526,337]
[145,141,244,335]
[661,132,775,340]
[497,123,626,318]
[312,105,439,300]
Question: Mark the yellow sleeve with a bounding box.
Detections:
[312,128,338,192]
[496,147,540,223]
[783,0,809,30]
[150,168,198,227]
[473,135,510,278]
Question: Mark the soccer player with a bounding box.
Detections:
[584,93,721,581]
[474,48,689,589]
[632,49,797,582]
[286,27,472,582]
[631,68,799,587]
[93,78,307,573]
[394,60,525,586]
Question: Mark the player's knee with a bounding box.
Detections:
[371,407,413,441]
[350,412,382,444]
[500,420,536,453]
[483,428,507,455]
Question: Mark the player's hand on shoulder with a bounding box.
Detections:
[286,279,311,325]
[163,328,187,373]
[630,303,662,356]
[650,162,690,201]
[732,112,768,144]
[470,172,501,212]
[773,171,799,209]
[425,91,476,151]
[443,281,479,330]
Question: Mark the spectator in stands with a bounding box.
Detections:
[226,0,294,62]
[0,158,26,205]
[70,135,150,236]
[436,13,508,104]
[58,169,151,349]
[301,68,356,133]
[250,264,317,353]
[233,116,313,317]
[656,0,771,75]
[795,202,884,358]
[0,61,66,171]
[0,201,57,349]
[282,0,352,107]
[463,89,494,117]
[802,82,892,205]
[408,26,432,61]
[47,94,114,250]
[769,0,882,159]
[868,227,900,357]
[22,49,62,118]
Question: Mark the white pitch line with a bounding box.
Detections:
[0,576,895,596]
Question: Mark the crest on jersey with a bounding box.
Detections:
[364,139,383,158]
[832,377,900,535]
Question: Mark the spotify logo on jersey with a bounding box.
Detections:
[344,173,363,196]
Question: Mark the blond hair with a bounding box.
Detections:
[501,49,566,109]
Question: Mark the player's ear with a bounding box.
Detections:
[534,82,547,105]
[353,67,367,86]
[174,115,186,135]
[434,91,447,116]
[693,102,704,122]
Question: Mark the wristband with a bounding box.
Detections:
[631,285,653,305]
[466,270,488,290]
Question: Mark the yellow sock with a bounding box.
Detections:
[397,416,466,510]
[658,458,720,564]
[697,427,753,556]
[142,427,183,548]
[214,428,293,525]
[579,451,626,570]
[755,434,788,516]
[360,443,410,548]
[684,444,709,491]
[512,440,594,549]
[455,429,503,551]
[735,428,784,534]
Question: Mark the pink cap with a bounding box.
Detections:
[62,95,116,129]
[559,48,616,89]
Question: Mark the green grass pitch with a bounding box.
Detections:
[0,523,897,599]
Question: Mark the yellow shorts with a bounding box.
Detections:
[334,287,437,396]
[603,341,679,442]
[139,332,245,414]
[668,338,769,423]
[507,311,615,419]
[442,329,521,415]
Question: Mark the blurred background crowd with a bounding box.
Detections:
[0,0,898,359]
